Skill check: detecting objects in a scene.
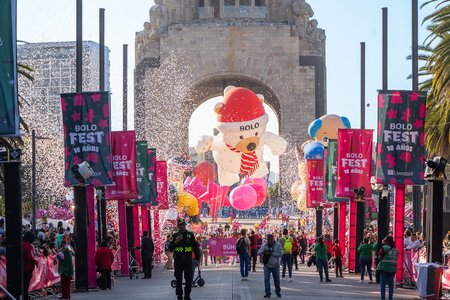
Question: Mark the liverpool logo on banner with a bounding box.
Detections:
[0,0,19,136]
[106,131,139,200]
[61,92,113,186]
[376,90,426,185]
[133,141,150,204]
[306,159,324,208]
[336,129,373,198]
[148,148,158,206]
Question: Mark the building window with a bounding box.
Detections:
[255,0,265,6]
[211,0,220,18]
[224,0,235,6]
[199,0,205,7]
[240,0,250,5]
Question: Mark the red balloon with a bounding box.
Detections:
[194,161,215,186]
[249,183,267,206]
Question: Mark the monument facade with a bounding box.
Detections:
[134,0,326,188]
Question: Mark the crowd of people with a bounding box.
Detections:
[1,212,449,300]
[160,217,439,300]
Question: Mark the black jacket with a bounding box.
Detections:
[168,230,200,261]
[141,236,154,259]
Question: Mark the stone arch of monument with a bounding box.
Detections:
[134,0,327,189]
[186,73,281,124]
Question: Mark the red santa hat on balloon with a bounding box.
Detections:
[214,86,268,132]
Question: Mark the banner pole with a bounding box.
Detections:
[74,0,89,291]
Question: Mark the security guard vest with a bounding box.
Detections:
[377,245,398,273]
[171,231,197,259]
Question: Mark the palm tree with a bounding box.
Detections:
[419,0,450,158]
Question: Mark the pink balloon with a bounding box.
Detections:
[230,185,257,210]
[242,178,267,206]
[250,183,267,206]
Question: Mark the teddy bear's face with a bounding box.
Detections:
[220,123,266,153]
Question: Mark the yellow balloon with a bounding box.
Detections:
[177,192,199,217]
[290,180,302,200]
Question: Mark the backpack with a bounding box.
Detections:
[236,237,246,255]
[282,237,293,253]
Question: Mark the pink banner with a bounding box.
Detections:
[156,161,168,210]
[207,238,239,257]
[338,202,347,267]
[336,129,373,198]
[348,199,357,272]
[153,210,161,262]
[133,205,141,267]
[306,159,324,208]
[394,184,405,283]
[141,206,149,234]
[106,131,138,200]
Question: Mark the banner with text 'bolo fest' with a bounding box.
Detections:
[148,148,158,206]
[156,161,168,209]
[61,92,113,186]
[106,131,138,200]
[336,129,373,198]
[0,0,19,136]
[133,141,150,204]
[376,90,426,185]
[306,159,324,208]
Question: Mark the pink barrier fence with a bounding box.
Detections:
[0,255,65,292]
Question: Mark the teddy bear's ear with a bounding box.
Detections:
[257,94,265,103]
[224,86,235,95]
[214,102,223,114]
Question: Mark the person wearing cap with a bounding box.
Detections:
[169,218,201,300]
[377,235,398,300]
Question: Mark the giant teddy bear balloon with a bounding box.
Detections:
[196,86,287,186]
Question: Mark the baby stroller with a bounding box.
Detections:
[171,265,205,288]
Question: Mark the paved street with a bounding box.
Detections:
[53,263,420,300]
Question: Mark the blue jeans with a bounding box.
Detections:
[316,257,329,281]
[263,265,281,296]
[380,271,395,300]
[281,254,292,278]
[360,256,373,281]
[239,252,249,278]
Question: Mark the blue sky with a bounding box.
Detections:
[17,0,434,145]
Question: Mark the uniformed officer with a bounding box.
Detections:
[169,218,200,300]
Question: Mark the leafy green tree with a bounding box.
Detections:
[419,0,450,157]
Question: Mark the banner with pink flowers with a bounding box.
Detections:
[106,131,138,200]
[376,90,427,185]
[156,161,169,209]
[306,159,324,208]
[336,129,373,198]
[61,92,113,186]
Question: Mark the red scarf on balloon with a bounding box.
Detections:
[226,144,259,176]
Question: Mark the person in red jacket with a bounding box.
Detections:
[332,239,344,278]
[23,231,39,300]
[95,241,115,290]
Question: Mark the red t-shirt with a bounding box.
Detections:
[332,245,343,258]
